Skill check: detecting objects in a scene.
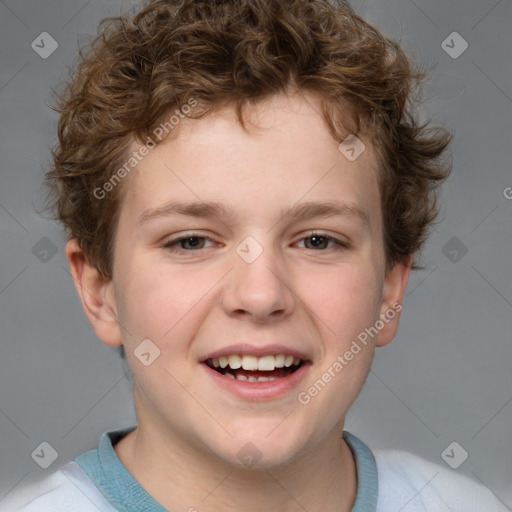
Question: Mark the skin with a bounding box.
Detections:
[66,91,412,512]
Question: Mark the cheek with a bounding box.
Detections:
[116,267,209,399]
[300,267,381,417]
[303,264,382,347]
[116,261,217,347]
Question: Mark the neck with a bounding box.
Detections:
[114,419,357,512]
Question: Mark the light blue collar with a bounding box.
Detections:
[343,430,379,511]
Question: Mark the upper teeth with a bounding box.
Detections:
[209,354,301,371]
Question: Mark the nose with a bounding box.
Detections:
[221,239,296,324]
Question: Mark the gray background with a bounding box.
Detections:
[0,0,511,507]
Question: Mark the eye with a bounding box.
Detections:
[161,234,215,252]
[296,232,350,250]
[160,232,350,253]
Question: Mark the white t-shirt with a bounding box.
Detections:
[0,426,508,511]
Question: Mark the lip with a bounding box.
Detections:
[201,344,311,362]
[200,360,312,401]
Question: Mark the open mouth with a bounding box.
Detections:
[204,354,305,382]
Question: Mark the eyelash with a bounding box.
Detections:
[161,232,350,253]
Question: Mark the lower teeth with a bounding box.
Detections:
[209,361,302,382]
[224,372,279,382]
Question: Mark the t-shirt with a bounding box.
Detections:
[0,426,508,511]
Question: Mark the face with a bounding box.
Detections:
[71,92,410,468]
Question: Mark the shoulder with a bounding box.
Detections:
[0,461,117,512]
[373,449,508,512]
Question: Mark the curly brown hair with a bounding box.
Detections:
[41,0,452,279]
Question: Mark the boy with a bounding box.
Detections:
[2,0,507,510]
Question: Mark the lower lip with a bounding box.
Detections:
[200,362,311,401]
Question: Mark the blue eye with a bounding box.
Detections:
[162,235,214,252]
[297,233,350,250]
[161,232,350,253]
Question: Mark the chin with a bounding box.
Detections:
[208,429,309,470]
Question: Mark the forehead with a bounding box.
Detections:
[118,92,381,230]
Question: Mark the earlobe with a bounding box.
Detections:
[65,239,123,347]
[376,254,413,348]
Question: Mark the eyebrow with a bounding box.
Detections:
[138,199,369,226]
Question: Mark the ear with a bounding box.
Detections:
[375,254,413,348]
[65,238,122,347]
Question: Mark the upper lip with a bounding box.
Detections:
[201,344,311,362]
